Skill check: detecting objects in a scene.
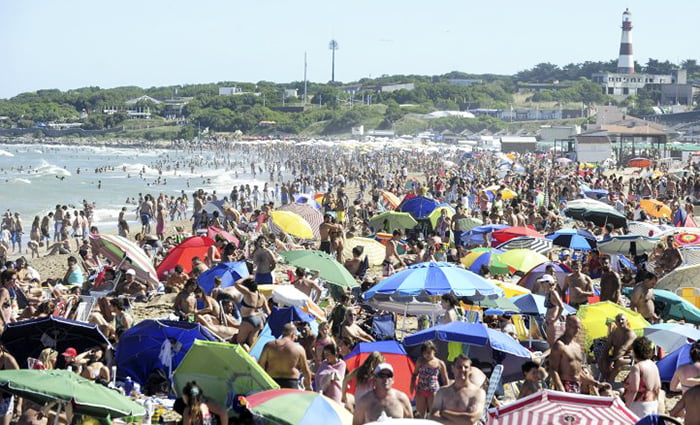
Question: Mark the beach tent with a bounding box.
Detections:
[197,261,249,295]
[657,342,692,382]
[344,341,415,398]
[115,319,218,385]
[486,390,638,425]
[156,236,215,279]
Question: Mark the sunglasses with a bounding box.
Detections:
[376,372,394,379]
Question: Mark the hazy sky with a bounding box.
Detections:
[1,0,697,99]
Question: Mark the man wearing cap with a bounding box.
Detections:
[62,347,80,373]
[430,354,484,425]
[353,363,412,425]
[115,269,147,299]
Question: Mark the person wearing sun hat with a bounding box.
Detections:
[353,362,412,424]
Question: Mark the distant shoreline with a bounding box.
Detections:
[0,136,175,149]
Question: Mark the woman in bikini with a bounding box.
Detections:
[624,336,661,418]
[411,341,448,418]
[234,276,269,348]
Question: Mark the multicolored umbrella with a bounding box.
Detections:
[495,249,549,273]
[270,210,315,240]
[90,233,159,287]
[380,190,402,210]
[279,250,359,288]
[368,211,418,232]
[640,199,671,219]
[245,389,352,425]
[173,340,279,410]
[461,248,510,275]
[156,236,214,279]
[675,232,700,246]
[362,261,504,300]
[345,341,415,397]
[494,280,531,298]
[278,203,323,239]
[486,390,638,425]
[577,302,649,343]
[342,237,386,266]
[0,369,145,419]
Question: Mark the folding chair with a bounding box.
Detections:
[371,313,396,341]
[482,364,504,421]
[74,296,98,323]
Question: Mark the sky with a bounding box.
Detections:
[1,0,698,99]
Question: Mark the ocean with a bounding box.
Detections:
[0,143,270,231]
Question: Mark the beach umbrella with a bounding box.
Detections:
[368,211,418,232]
[362,261,504,300]
[203,200,226,216]
[629,157,652,168]
[278,250,359,288]
[492,227,544,245]
[342,237,386,266]
[646,289,700,325]
[494,281,531,298]
[657,264,700,293]
[486,390,638,425]
[644,323,700,353]
[206,226,239,247]
[404,322,532,383]
[455,216,483,232]
[266,306,317,338]
[399,196,440,219]
[495,249,549,273]
[485,185,518,200]
[345,341,415,397]
[577,302,649,343]
[516,261,571,290]
[627,221,664,237]
[657,342,695,382]
[510,294,576,316]
[173,340,279,410]
[0,369,145,419]
[495,236,553,254]
[428,206,455,229]
[564,198,618,215]
[680,246,700,266]
[269,210,315,240]
[580,208,627,228]
[279,203,323,239]
[293,194,322,209]
[196,261,249,295]
[674,232,700,246]
[271,286,326,320]
[460,248,510,275]
[462,224,511,245]
[248,324,275,361]
[89,233,159,287]
[477,297,521,314]
[1,316,111,369]
[583,189,609,200]
[380,190,402,210]
[598,235,657,255]
[156,236,215,279]
[640,199,672,219]
[657,227,700,240]
[115,319,218,385]
[546,228,597,250]
[244,389,352,425]
[556,157,573,164]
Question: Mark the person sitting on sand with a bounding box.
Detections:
[45,237,71,256]
[174,279,198,321]
[165,265,189,293]
[114,269,147,300]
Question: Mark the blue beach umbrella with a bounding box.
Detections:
[657,343,692,383]
[362,261,504,301]
[404,321,532,382]
[399,196,440,219]
[546,228,597,250]
[197,261,249,295]
[583,189,609,200]
[461,224,511,245]
[510,294,577,316]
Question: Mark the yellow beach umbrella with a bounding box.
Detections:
[342,237,386,266]
[270,211,314,239]
[495,249,549,273]
[640,199,671,219]
[429,206,455,229]
[485,185,518,200]
[495,280,531,298]
[577,301,649,343]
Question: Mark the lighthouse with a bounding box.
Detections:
[617,8,635,74]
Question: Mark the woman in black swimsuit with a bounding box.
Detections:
[234,276,269,348]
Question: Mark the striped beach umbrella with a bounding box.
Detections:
[486,390,638,425]
[90,233,159,286]
[342,237,386,266]
[278,203,322,239]
[245,389,352,425]
[496,237,553,254]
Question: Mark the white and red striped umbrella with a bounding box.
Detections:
[277,203,322,239]
[487,390,637,425]
[90,233,159,286]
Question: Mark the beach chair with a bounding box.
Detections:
[370,313,396,341]
[73,296,98,323]
[482,364,504,421]
[676,287,700,308]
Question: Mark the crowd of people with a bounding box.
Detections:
[2,141,700,424]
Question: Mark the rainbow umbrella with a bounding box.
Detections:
[675,232,700,246]
[245,389,352,425]
[495,249,549,273]
[461,248,510,275]
[90,233,159,287]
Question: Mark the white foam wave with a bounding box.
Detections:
[9,178,31,184]
[34,160,72,177]
[0,150,14,157]
[117,163,161,176]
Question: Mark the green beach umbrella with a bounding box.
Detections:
[476,296,521,313]
[244,389,352,425]
[173,340,279,411]
[279,250,359,288]
[368,211,418,232]
[0,369,145,419]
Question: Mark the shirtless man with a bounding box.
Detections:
[384,230,406,270]
[173,279,197,320]
[291,268,322,300]
[598,314,637,383]
[670,385,700,423]
[656,236,683,276]
[561,261,594,310]
[139,194,154,235]
[430,354,485,425]
[599,256,622,304]
[190,256,209,278]
[344,246,364,277]
[258,323,312,390]
[353,363,413,425]
[630,273,658,323]
[319,214,339,255]
[550,316,608,394]
[341,308,374,343]
[165,265,189,293]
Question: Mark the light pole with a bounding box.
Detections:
[329,39,339,83]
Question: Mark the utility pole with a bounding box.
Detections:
[303,52,308,106]
[329,39,339,83]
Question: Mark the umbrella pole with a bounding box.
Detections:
[53,403,63,425]
[402,304,408,338]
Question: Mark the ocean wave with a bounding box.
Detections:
[8,178,31,184]
[34,160,72,177]
[0,150,15,157]
[117,162,161,176]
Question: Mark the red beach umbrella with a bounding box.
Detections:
[206,227,239,247]
[492,226,544,245]
[156,236,214,279]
